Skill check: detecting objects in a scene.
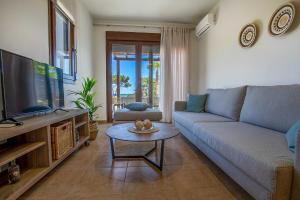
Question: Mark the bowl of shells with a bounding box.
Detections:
[128,119,160,134]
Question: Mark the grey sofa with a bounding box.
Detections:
[173,85,300,200]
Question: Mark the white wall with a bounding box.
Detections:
[0,0,49,63]
[193,0,300,93]
[0,0,94,109]
[61,0,94,107]
[93,25,160,120]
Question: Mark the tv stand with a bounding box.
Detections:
[0,109,90,200]
[0,118,23,126]
[53,108,69,113]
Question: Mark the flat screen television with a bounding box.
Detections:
[0,50,64,120]
[47,65,64,109]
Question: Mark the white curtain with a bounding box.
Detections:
[159,27,190,122]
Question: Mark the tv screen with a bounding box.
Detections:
[47,65,64,109]
[0,50,64,119]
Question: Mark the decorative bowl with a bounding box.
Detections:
[128,125,160,134]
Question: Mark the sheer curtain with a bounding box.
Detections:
[159,27,190,122]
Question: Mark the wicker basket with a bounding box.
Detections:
[89,121,99,140]
[51,122,74,160]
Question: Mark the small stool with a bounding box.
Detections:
[113,108,162,124]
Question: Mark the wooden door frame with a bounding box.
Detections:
[106,31,161,122]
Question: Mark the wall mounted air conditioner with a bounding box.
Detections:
[195,13,215,38]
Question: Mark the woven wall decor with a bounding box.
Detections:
[269,3,295,36]
[239,24,257,48]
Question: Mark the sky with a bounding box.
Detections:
[112,59,158,96]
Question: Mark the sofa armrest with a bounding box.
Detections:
[292,130,300,200]
[174,101,187,111]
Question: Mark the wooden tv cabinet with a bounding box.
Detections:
[0,109,90,200]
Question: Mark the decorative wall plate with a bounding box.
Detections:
[239,24,257,48]
[269,3,295,36]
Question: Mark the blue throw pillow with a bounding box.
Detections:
[125,102,149,111]
[286,120,300,152]
[186,94,207,113]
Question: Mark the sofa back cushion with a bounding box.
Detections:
[240,85,300,133]
[205,86,246,120]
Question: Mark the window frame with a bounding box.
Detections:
[48,0,77,83]
[106,31,161,122]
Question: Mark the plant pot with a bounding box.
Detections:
[89,121,99,140]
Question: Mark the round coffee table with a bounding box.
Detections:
[106,123,179,170]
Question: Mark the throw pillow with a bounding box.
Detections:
[186,94,207,113]
[125,102,149,111]
[286,120,300,152]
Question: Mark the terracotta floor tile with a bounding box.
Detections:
[84,167,127,184]
[125,166,161,183]
[126,159,149,167]
[93,153,128,168]
[20,124,253,200]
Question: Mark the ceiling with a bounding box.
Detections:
[80,0,219,24]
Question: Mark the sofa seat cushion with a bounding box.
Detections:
[114,108,162,121]
[173,111,233,132]
[193,122,294,191]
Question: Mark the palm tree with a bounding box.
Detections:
[152,62,160,99]
[112,75,131,102]
[112,75,131,88]
[145,61,160,106]
[141,77,149,97]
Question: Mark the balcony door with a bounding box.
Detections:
[106,32,161,122]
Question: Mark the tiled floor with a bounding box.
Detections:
[21,124,253,200]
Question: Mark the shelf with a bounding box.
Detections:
[0,167,48,200]
[51,148,75,168]
[0,142,46,167]
[51,135,89,168]
[0,109,88,142]
[76,136,89,147]
[75,121,87,129]
[0,110,89,200]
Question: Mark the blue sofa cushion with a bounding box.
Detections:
[240,85,300,133]
[186,94,207,113]
[125,102,149,111]
[286,120,300,152]
[205,86,246,121]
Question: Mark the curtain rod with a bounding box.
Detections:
[93,20,196,29]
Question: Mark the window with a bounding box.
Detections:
[49,0,76,82]
[141,45,160,107]
[106,32,161,122]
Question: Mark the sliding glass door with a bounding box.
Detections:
[111,43,137,112]
[107,41,160,121]
[141,45,160,107]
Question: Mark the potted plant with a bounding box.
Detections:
[69,78,101,140]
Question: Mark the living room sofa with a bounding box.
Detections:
[173,85,300,200]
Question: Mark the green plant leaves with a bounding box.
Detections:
[112,75,132,88]
[69,77,102,121]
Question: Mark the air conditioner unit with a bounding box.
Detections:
[195,13,215,38]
